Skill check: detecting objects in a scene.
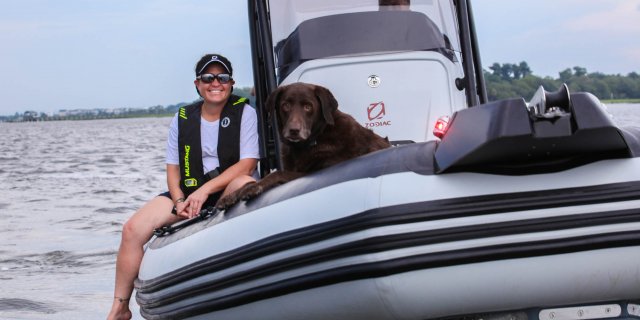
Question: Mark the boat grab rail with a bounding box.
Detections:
[153,207,220,237]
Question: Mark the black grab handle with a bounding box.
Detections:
[153,207,219,237]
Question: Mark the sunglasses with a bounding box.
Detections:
[197,73,232,84]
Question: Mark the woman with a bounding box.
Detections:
[107,53,259,320]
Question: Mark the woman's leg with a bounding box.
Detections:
[107,196,181,320]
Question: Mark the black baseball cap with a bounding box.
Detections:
[195,54,233,76]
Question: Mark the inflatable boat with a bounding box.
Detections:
[135,1,640,319]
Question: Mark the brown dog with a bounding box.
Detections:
[216,82,390,209]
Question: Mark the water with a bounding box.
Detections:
[0,104,638,319]
[603,103,640,127]
[0,117,170,319]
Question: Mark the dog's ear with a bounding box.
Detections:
[314,85,338,125]
[265,85,285,121]
[266,86,288,134]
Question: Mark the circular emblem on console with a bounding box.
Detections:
[367,75,381,88]
[221,117,231,128]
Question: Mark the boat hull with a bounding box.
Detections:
[136,92,640,319]
[175,248,640,320]
[136,148,640,319]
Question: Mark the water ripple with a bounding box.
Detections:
[95,206,135,214]
[92,189,127,195]
[1,250,117,274]
[0,298,57,314]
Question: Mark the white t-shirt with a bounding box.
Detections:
[165,104,260,174]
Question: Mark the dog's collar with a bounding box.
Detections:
[283,138,317,149]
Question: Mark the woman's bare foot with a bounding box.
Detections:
[107,297,132,320]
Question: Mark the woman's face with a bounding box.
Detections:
[195,64,235,105]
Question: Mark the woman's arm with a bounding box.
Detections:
[166,164,183,201]
[167,164,189,216]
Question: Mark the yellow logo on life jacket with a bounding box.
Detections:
[184,178,198,187]
[183,145,196,187]
[184,145,191,177]
[179,107,187,119]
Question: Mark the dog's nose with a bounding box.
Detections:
[288,128,300,137]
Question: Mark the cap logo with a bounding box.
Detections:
[198,55,231,75]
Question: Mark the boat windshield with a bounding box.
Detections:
[267,0,461,80]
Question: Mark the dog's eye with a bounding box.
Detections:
[304,105,312,112]
[281,103,291,112]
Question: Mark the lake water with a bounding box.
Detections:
[0,117,170,319]
[0,104,638,320]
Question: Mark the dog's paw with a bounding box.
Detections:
[215,193,241,210]
[216,182,264,210]
[239,183,264,201]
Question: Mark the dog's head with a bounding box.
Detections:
[265,82,338,145]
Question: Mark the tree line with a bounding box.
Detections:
[484,62,640,102]
[4,67,639,122]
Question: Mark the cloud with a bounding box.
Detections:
[622,47,640,65]
[0,0,253,115]
[474,0,640,77]
[564,0,640,34]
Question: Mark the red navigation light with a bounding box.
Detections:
[433,116,450,139]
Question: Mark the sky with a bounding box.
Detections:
[1,0,639,116]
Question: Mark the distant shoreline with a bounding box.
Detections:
[3,99,638,123]
[602,99,640,104]
[0,113,174,123]
[0,87,255,122]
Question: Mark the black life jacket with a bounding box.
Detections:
[177,95,247,196]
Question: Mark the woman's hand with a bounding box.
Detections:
[174,199,189,218]
[181,188,210,219]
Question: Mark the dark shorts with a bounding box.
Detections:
[158,191,222,208]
